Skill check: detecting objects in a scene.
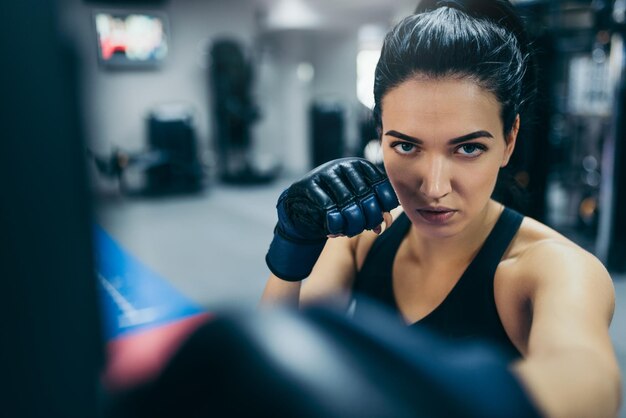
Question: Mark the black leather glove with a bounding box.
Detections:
[266,157,399,281]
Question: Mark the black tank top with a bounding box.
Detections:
[352,207,524,360]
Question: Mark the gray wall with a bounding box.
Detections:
[254,30,316,174]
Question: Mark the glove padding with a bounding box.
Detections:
[266,158,399,281]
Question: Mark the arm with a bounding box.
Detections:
[511,241,621,418]
[260,235,357,308]
[261,212,396,307]
[260,275,302,307]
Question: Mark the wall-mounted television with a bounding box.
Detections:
[94,11,169,68]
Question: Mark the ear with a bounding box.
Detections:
[501,114,520,168]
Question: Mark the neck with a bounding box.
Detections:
[407,200,504,268]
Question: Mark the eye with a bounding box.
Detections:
[456,143,487,157]
[391,142,417,155]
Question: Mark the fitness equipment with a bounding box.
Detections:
[90,103,204,196]
[3,0,103,416]
[513,1,626,266]
[209,38,278,184]
[105,304,540,418]
[144,104,203,194]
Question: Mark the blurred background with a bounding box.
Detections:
[3,0,626,416]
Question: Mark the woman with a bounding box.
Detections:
[262,1,621,416]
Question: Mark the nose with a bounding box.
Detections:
[418,155,452,200]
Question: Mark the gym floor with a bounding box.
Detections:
[98,179,626,417]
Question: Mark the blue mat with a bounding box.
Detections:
[94,225,205,340]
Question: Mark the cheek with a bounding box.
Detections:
[452,162,502,209]
[382,156,424,209]
[385,168,410,204]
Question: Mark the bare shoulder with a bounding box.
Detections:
[354,206,405,271]
[509,216,608,278]
[504,216,614,318]
[505,216,572,259]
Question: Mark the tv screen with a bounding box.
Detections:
[94,11,168,68]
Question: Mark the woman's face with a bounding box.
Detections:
[381,77,518,238]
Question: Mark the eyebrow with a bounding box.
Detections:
[384,130,494,145]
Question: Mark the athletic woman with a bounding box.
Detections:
[261,1,621,416]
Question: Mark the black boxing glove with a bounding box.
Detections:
[266,158,399,281]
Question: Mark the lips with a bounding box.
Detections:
[416,207,457,224]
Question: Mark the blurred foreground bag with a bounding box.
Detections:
[107,303,540,418]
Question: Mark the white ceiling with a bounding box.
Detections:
[256,0,419,31]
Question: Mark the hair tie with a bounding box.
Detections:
[437,0,465,11]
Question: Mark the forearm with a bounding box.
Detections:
[260,274,301,308]
[512,349,621,418]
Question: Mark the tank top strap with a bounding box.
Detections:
[353,212,411,308]
[361,212,411,267]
